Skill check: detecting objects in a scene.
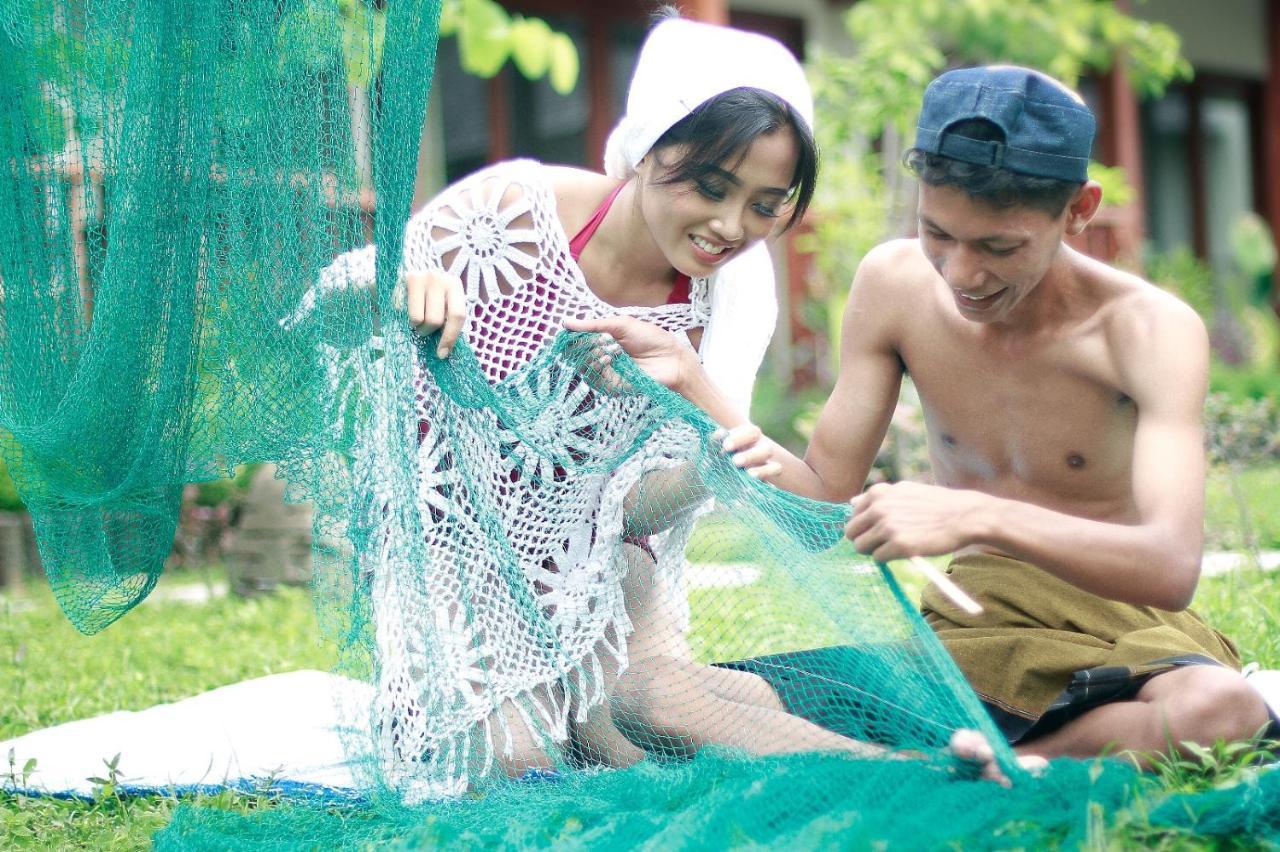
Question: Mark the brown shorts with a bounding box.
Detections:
[921,553,1255,744]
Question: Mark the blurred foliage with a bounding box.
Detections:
[869,380,932,485]
[752,370,933,485]
[0,457,21,513]
[1149,246,1214,320]
[1210,359,1280,403]
[1150,214,1278,367]
[1087,162,1135,208]
[1211,216,1279,365]
[1231,213,1279,283]
[749,372,831,456]
[191,464,260,509]
[275,0,578,91]
[1204,394,1280,467]
[439,0,578,94]
[1204,464,1280,552]
[801,0,1191,364]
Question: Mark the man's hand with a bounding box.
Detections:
[716,424,785,481]
[845,481,985,561]
[564,316,697,391]
[406,271,467,358]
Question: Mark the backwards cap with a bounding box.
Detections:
[603,18,814,180]
[914,65,1096,183]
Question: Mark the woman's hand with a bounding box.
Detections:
[564,316,697,392]
[716,424,784,481]
[406,271,467,358]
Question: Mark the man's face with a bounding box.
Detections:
[916,182,1070,324]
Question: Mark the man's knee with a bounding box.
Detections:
[1149,666,1270,745]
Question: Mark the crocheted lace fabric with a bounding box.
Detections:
[320,160,721,797]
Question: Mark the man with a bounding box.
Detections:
[576,65,1274,763]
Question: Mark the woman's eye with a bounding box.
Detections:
[694,180,726,201]
[753,202,781,218]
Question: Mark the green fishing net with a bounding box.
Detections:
[4,1,1280,848]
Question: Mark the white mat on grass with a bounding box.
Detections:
[0,670,374,798]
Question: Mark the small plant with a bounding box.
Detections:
[86,752,124,802]
[1140,732,1278,793]
[3,748,36,790]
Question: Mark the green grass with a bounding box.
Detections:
[2,530,1280,847]
[0,575,331,849]
[1205,464,1280,551]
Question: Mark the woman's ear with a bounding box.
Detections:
[634,154,653,182]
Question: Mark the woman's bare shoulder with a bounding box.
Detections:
[543,166,621,234]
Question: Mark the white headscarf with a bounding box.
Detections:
[603,18,815,416]
[603,18,814,181]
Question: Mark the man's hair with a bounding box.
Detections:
[649,86,819,231]
[904,119,1081,216]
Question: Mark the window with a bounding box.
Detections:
[1141,76,1264,277]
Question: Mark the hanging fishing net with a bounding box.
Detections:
[5,1,1280,847]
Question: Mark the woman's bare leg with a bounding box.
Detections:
[697,664,788,712]
[611,653,886,758]
[603,544,1032,782]
[485,683,562,777]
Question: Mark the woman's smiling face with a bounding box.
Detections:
[635,128,800,278]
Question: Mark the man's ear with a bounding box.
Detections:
[1064,181,1102,235]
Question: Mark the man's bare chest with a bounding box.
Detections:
[905,343,1137,506]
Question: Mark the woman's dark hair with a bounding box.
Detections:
[903,119,1081,216]
[648,87,818,231]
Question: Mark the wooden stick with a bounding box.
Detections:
[906,556,983,615]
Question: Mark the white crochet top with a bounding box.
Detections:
[315,159,778,798]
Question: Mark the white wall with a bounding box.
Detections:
[729,0,855,56]
[1136,0,1268,79]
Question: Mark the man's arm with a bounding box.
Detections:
[797,245,909,501]
[698,241,910,502]
[568,244,909,502]
[848,291,1210,610]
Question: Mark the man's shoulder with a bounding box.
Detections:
[839,240,937,348]
[855,239,936,294]
[1081,255,1206,348]
[1076,254,1209,388]
[862,238,931,272]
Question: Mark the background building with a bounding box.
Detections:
[418,0,1280,353]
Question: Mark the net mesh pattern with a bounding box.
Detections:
[4,1,1280,847]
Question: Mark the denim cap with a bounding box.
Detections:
[914,66,1096,183]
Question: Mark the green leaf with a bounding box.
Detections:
[340,2,387,87]
[457,0,511,78]
[439,0,461,37]
[1088,161,1135,208]
[547,32,579,95]
[510,17,552,79]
